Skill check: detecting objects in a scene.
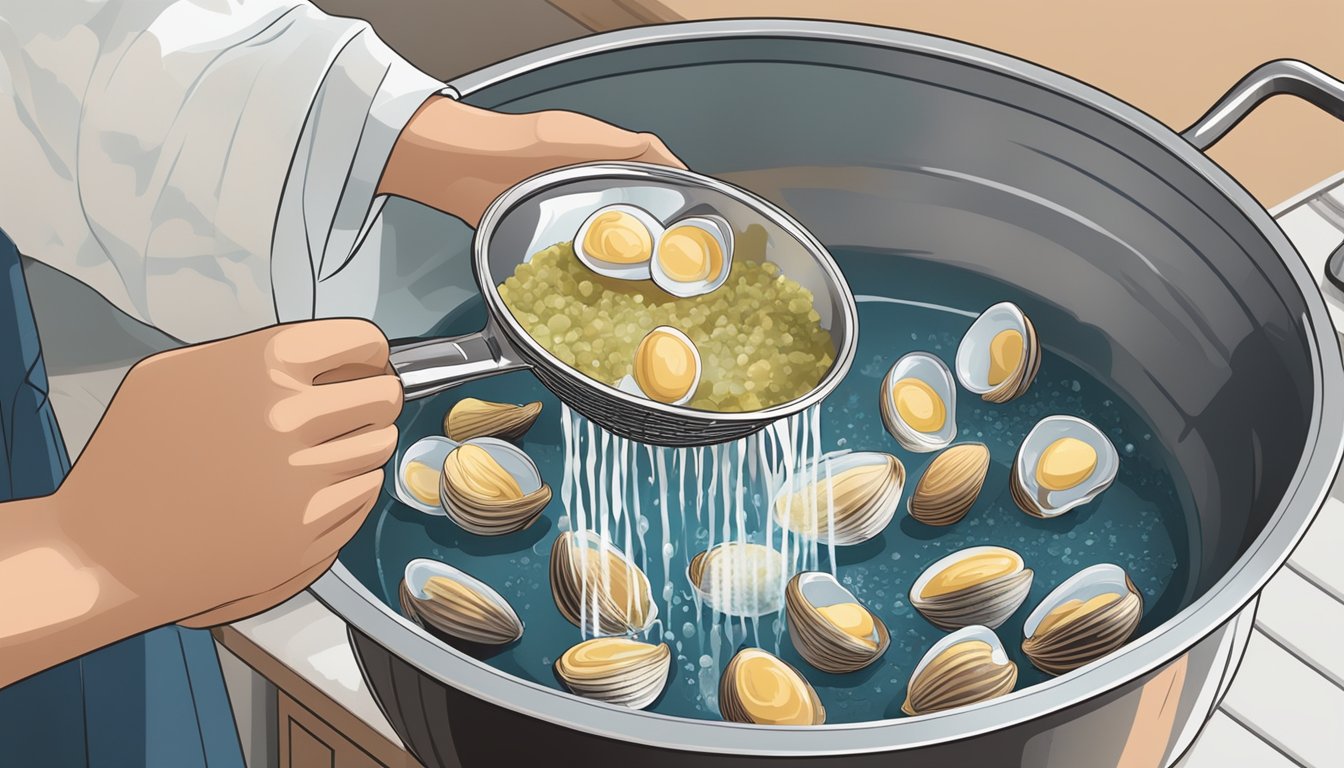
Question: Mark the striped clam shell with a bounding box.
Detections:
[554,637,671,709]
[902,625,1018,716]
[909,546,1034,631]
[907,443,991,526]
[550,531,657,636]
[954,301,1041,403]
[399,558,523,645]
[880,352,958,453]
[1022,563,1143,675]
[772,451,905,545]
[440,437,552,536]
[785,571,889,673]
[444,397,542,442]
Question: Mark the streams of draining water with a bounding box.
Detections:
[557,402,834,710]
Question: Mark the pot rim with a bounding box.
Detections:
[313,19,1344,756]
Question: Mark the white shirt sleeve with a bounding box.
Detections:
[0,0,445,344]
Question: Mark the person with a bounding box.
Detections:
[0,1,682,765]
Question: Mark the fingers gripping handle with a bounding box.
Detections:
[390,330,527,401]
[1182,59,1344,151]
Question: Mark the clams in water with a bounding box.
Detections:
[910,546,1034,631]
[440,438,552,535]
[785,571,890,673]
[955,301,1041,403]
[720,648,826,726]
[1022,563,1143,675]
[394,436,457,515]
[907,443,991,526]
[444,397,542,442]
[554,637,671,709]
[398,558,523,645]
[550,531,657,636]
[772,451,905,545]
[1010,415,1119,519]
[881,352,958,453]
[902,625,1018,716]
[688,542,787,618]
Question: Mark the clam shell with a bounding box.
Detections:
[1022,563,1143,675]
[550,531,657,636]
[909,546,1034,631]
[687,542,786,618]
[902,625,1018,716]
[880,352,958,452]
[772,451,905,545]
[440,437,552,535]
[785,571,890,673]
[650,215,734,298]
[554,637,671,709]
[1010,416,1119,519]
[398,559,523,645]
[573,204,661,280]
[954,302,1042,403]
[394,436,456,515]
[907,443,991,526]
[444,398,542,442]
[719,648,826,726]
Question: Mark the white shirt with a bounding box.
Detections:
[0,0,459,345]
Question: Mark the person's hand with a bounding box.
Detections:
[377,97,686,226]
[57,319,401,629]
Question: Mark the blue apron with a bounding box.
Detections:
[0,229,245,768]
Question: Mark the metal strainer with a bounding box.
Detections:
[389,162,857,447]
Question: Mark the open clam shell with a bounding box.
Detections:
[785,571,890,673]
[398,559,523,645]
[440,437,552,535]
[688,542,787,618]
[554,637,671,710]
[573,204,661,280]
[1022,563,1143,675]
[902,625,1018,716]
[1010,416,1119,519]
[880,352,958,452]
[394,436,457,515]
[651,215,734,298]
[909,546,1034,631]
[907,443,991,526]
[444,397,542,442]
[719,648,826,726]
[772,451,905,545]
[955,301,1042,403]
[550,531,657,636]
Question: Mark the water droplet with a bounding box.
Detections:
[699,655,714,668]
[682,622,697,638]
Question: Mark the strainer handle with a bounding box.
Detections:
[1182,59,1344,151]
[390,328,528,401]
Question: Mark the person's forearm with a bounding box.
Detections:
[0,494,150,688]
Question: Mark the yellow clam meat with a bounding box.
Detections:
[554,637,671,709]
[573,204,661,280]
[398,558,523,646]
[909,546,1034,631]
[719,648,826,726]
[394,436,457,515]
[881,352,958,452]
[902,625,1018,716]
[1021,563,1143,675]
[550,531,657,636]
[785,571,889,673]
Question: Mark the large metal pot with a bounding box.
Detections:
[312,21,1344,767]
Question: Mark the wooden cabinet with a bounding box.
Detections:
[279,692,389,768]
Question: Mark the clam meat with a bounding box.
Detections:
[444,397,542,442]
[574,204,661,280]
[902,625,1018,716]
[650,215,733,298]
[1022,563,1143,675]
[554,637,671,710]
[772,451,905,545]
[910,545,1034,631]
[394,436,457,515]
[720,648,826,726]
[688,542,787,618]
[440,438,552,535]
[785,571,890,673]
[618,326,702,406]
[550,531,658,636]
[398,558,523,645]
[907,442,991,526]
[880,352,958,452]
[955,301,1041,403]
[1010,415,1119,518]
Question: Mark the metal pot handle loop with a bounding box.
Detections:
[1182,59,1344,151]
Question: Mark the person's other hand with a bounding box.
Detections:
[377,97,686,227]
[58,319,401,629]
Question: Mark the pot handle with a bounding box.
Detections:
[1182,59,1344,151]
[390,327,528,401]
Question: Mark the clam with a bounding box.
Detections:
[394,436,457,515]
[398,558,523,645]
[954,301,1041,403]
[440,438,552,535]
[550,531,658,636]
[719,648,826,726]
[785,571,890,673]
[444,397,542,442]
[902,625,1018,716]
[617,326,702,406]
[554,637,671,710]
[688,542,786,618]
[772,451,905,545]
[574,204,661,280]
[650,215,733,298]
[907,443,991,526]
[909,546,1034,631]
[1010,415,1119,519]
[1022,563,1143,675]
[880,352,957,452]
